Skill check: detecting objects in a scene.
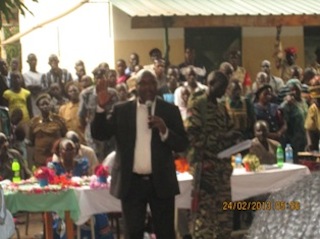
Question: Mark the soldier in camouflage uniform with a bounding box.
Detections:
[186,71,241,239]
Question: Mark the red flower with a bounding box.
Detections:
[51,175,80,187]
[94,164,109,177]
[34,167,55,182]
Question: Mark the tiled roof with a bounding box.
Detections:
[110,0,320,17]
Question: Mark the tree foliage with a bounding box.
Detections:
[0,0,38,28]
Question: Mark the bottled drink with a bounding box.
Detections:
[12,159,21,183]
[276,145,284,168]
[235,153,242,168]
[285,144,293,164]
[318,139,320,153]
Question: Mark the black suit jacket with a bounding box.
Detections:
[91,98,189,199]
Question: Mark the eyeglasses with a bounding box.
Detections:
[261,64,270,68]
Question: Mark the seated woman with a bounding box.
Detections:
[49,138,113,239]
[0,132,31,181]
[250,120,281,165]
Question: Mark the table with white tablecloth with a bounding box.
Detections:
[231,163,310,201]
[73,173,193,225]
[3,163,311,239]
[74,163,310,224]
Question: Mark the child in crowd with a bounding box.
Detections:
[3,72,32,122]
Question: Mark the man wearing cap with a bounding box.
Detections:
[28,93,67,166]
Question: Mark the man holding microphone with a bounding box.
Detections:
[91,69,189,239]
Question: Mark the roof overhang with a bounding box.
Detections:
[131,14,320,28]
[111,0,320,28]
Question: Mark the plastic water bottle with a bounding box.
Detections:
[235,153,242,168]
[285,144,293,164]
[12,159,21,183]
[276,145,284,168]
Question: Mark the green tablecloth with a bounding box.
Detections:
[4,189,80,222]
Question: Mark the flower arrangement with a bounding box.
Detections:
[34,167,55,184]
[90,164,110,189]
[94,164,109,178]
[51,175,81,188]
[242,154,262,172]
[175,157,190,173]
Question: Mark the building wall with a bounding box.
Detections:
[113,5,305,83]
[242,27,304,81]
[113,6,185,68]
[19,0,114,76]
[17,1,306,83]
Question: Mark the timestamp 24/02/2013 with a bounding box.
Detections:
[222,200,301,211]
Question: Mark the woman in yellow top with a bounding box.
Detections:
[3,73,32,122]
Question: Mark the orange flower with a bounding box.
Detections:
[175,157,190,173]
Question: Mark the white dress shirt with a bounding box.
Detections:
[97,99,168,175]
[133,101,155,174]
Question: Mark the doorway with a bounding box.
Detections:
[184,27,242,73]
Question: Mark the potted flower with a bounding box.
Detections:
[34,167,55,187]
[94,164,109,183]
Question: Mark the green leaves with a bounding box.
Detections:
[0,0,38,29]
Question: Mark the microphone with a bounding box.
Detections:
[146,100,153,129]
[145,100,152,117]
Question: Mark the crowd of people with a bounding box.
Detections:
[0,42,320,239]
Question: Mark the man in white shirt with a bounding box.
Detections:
[91,69,188,239]
[23,53,45,117]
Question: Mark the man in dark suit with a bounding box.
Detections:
[91,69,189,239]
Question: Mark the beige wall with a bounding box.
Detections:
[113,6,306,82]
[112,6,185,68]
[114,39,184,66]
[243,27,304,82]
